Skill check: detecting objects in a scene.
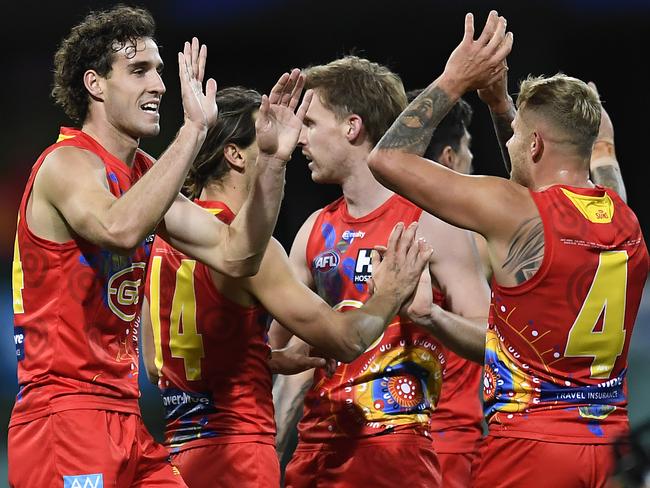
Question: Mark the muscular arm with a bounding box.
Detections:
[416,213,491,362]
[34,125,206,254]
[161,153,286,277]
[245,229,429,362]
[477,63,515,173]
[162,70,312,277]
[273,362,313,463]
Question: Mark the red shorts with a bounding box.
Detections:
[8,409,186,488]
[437,451,479,488]
[171,441,280,487]
[473,436,618,488]
[285,435,441,488]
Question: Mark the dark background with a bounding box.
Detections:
[1,0,649,481]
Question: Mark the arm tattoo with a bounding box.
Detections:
[490,107,515,173]
[376,86,455,155]
[591,165,626,200]
[502,217,544,284]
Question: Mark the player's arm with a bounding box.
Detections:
[368,13,520,241]
[243,223,432,363]
[412,214,491,363]
[161,71,313,278]
[588,82,627,202]
[477,62,516,173]
[36,39,217,254]
[140,296,159,385]
[272,363,313,463]
[267,208,320,351]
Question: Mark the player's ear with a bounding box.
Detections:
[84,70,104,101]
[224,143,246,172]
[438,145,456,169]
[531,132,544,163]
[344,114,363,142]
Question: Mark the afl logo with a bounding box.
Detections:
[108,262,146,322]
[313,250,340,272]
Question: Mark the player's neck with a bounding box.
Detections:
[532,156,592,191]
[340,156,393,218]
[200,175,247,214]
[81,119,139,167]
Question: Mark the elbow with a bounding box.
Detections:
[333,335,367,363]
[367,149,395,189]
[101,227,144,256]
[219,255,262,279]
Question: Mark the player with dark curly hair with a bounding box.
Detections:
[8,5,308,487]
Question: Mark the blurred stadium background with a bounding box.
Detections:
[1,0,649,483]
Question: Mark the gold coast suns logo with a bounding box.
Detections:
[107,262,146,321]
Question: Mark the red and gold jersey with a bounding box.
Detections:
[484,185,649,443]
[298,194,449,442]
[145,200,274,452]
[11,127,153,426]
[430,351,483,454]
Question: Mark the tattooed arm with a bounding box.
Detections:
[478,63,516,173]
[369,12,519,236]
[588,82,627,202]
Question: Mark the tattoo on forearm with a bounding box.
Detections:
[591,165,625,199]
[377,86,455,155]
[502,217,544,284]
[491,108,515,173]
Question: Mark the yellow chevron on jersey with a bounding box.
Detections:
[561,188,614,223]
[56,133,76,143]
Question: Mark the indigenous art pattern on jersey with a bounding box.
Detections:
[483,185,649,443]
[300,194,448,441]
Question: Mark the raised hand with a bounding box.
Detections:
[178,37,218,132]
[369,222,433,305]
[477,59,511,111]
[444,10,514,94]
[256,69,313,162]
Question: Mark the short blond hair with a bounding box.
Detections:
[304,56,407,145]
[516,74,601,157]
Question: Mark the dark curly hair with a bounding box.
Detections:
[51,5,156,124]
[184,87,262,199]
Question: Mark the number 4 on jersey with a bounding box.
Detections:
[565,251,628,379]
[149,256,205,381]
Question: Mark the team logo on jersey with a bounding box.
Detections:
[353,248,373,283]
[63,474,103,488]
[107,262,146,322]
[313,250,340,272]
[14,327,25,361]
[342,229,366,242]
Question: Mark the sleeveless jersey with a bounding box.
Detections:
[11,127,153,426]
[483,185,649,443]
[430,351,483,453]
[145,200,274,451]
[298,194,449,442]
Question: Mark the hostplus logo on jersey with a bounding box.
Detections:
[313,250,340,272]
[354,249,373,283]
[63,474,103,488]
